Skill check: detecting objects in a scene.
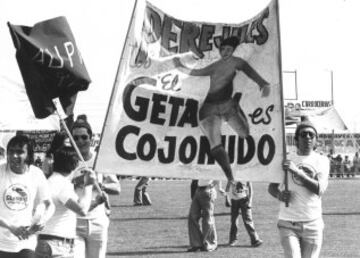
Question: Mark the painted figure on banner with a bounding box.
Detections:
[173,36,270,189]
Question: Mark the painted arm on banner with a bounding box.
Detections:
[173,57,214,76]
[235,57,270,97]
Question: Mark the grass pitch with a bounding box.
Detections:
[106,178,360,257]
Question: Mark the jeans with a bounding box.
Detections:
[74,216,109,258]
[229,198,259,244]
[35,239,74,258]
[277,218,324,258]
[188,186,217,251]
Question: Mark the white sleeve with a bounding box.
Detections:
[33,167,52,202]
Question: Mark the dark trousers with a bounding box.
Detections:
[229,198,259,244]
[133,177,151,205]
[190,180,198,199]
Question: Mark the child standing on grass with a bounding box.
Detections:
[228,181,263,247]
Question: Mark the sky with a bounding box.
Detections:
[1,0,360,132]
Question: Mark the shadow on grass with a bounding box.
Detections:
[111,204,138,208]
[111,212,230,222]
[214,212,230,216]
[106,250,187,256]
[111,216,188,221]
[217,243,253,248]
[323,212,360,216]
[107,244,255,256]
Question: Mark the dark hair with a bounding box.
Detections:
[72,115,92,138]
[7,135,34,165]
[53,146,78,174]
[220,36,239,49]
[76,114,87,122]
[46,131,67,158]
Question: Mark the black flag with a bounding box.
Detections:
[8,16,91,118]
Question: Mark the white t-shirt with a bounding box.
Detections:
[279,151,329,222]
[41,172,78,238]
[0,163,50,252]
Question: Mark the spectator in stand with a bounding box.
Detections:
[327,150,336,178]
[352,152,360,175]
[0,135,54,258]
[35,146,95,257]
[343,155,352,177]
[335,154,343,178]
[268,118,329,258]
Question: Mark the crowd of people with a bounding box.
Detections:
[327,150,360,178]
[0,115,331,258]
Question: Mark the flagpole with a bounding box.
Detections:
[52,100,110,210]
[275,0,289,207]
[93,0,140,170]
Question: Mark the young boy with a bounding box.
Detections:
[228,181,263,247]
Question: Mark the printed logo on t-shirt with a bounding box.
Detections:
[292,163,318,186]
[4,184,30,210]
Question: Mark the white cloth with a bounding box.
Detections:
[0,163,50,252]
[41,172,78,238]
[279,151,329,222]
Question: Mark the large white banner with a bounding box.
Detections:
[95,0,285,182]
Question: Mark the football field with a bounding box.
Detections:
[106,178,360,257]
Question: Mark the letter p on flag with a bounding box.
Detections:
[7,16,91,119]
